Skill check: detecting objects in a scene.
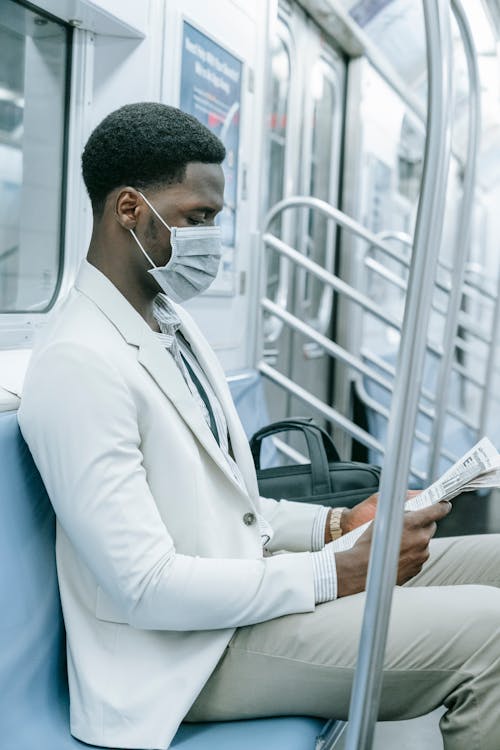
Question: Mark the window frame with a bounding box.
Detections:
[0,3,93,349]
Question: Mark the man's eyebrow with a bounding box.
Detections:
[189,204,223,213]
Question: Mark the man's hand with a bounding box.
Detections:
[324,490,421,542]
[334,500,452,598]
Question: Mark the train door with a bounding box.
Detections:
[263,1,345,438]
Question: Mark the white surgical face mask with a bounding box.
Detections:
[128,190,222,303]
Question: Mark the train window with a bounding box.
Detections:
[0,1,70,314]
[265,32,290,302]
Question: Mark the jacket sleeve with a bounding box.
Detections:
[258,495,325,552]
[18,342,316,631]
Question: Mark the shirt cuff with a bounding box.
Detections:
[311,505,330,551]
[311,544,338,604]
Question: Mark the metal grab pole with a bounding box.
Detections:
[342,2,453,749]
[428,0,482,480]
[479,275,500,436]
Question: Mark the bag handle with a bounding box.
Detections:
[249,418,341,496]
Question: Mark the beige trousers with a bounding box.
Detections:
[187,535,500,750]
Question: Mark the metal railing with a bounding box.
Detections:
[342,1,453,747]
[260,203,473,479]
[262,192,493,477]
[257,1,489,747]
[353,0,485,486]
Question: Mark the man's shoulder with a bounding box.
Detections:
[21,289,132,412]
[33,286,124,360]
[19,288,134,430]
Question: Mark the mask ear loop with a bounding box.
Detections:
[129,190,173,270]
[137,190,172,232]
[129,228,156,269]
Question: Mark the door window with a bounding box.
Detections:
[265,31,290,303]
[301,60,338,326]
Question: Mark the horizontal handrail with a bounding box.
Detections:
[353,377,460,465]
[360,347,480,432]
[353,377,459,458]
[261,297,484,442]
[261,298,395,392]
[461,279,496,303]
[258,360,427,483]
[258,361,383,454]
[264,232,489,389]
[272,437,309,465]
[365,256,493,346]
[264,196,401,255]
[263,293,484,439]
[480,277,500,434]
[368,233,496,302]
[263,233,402,331]
[456,313,492,346]
[354,380,433,448]
[262,296,449,425]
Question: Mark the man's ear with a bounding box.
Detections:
[114,187,143,230]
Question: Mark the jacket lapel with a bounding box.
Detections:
[172,303,261,503]
[136,343,251,495]
[75,262,250,496]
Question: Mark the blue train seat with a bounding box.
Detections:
[0,411,326,750]
[227,368,279,468]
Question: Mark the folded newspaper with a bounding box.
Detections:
[332,436,500,553]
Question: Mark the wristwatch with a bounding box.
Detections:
[329,507,347,541]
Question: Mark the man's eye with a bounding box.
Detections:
[187,217,203,225]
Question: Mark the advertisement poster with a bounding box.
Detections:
[180,21,242,295]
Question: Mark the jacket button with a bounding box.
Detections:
[243,512,256,526]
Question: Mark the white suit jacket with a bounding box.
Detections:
[18,261,321,750]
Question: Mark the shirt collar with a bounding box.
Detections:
[152,293,182,346]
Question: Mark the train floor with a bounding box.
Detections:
[332,708,445,749]
[372,707,445,749]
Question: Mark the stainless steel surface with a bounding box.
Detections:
[317,720,347,749]
[363,253,490,368]
[479,275,500,436]
[428,0,481,480]
[264,197,404,255]
[359,348,479,433]
[271,437,310,465]
[368,231,495,306]
[258,360,385,455]
[261,189,483,484]
[263,232,402,332]
[261,298,395,392]
[343,1,453,747]
[264,225,485,438]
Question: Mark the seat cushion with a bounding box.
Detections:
[227,369,278,468]
[0,411,70,750]
[0,411,326,748]
[172,717,326,749]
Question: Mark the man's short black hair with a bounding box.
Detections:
[82,102,226,215]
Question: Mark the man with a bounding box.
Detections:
[19,103,500,750]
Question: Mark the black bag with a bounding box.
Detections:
[250,418,381,508]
